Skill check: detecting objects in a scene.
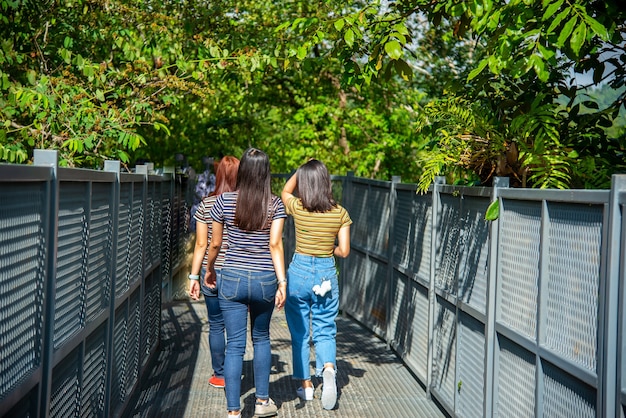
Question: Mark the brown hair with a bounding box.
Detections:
[235,148,272,231]
[211,156,240,196]
[296,159,336,212]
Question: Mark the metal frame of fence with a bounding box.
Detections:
[338,172,626,417]
[0,150,187,418]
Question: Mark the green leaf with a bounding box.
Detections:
[96,89,105,102]
[542,0,564,22]
[296,46,307,60]
[583,15,608,40]
[394,59,412,81]
[384,40,402,60]
[344,28,355,48]
[467,58,488,80]
[556,16,577,48]
[570,22,586,56]
[547,8,570,33]
[334,18,345,31]
[485,199,500,221]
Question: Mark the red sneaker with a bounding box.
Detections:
[209,375,225,388]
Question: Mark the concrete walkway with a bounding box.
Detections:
[123,300,448,418]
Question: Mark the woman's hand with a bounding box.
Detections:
[204,267,217,289]
[189,279,200,300]
[275,282,287,310]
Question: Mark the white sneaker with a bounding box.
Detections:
[296,386,314,401]
[321,367,337,410]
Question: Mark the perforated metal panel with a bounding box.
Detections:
[54,182,89,347]
[144,182,162,273]
[496,336,536,417]
[0,182,46,401]
[393,190,431,282]
[415,195,432,283]
[436,194,461,293]
[142,270,161,366]
[542,360,596,417]
[81,324,107,418]
[389,271,410,354]
[544,202,602,372]
[407,279,430,380]
[161,180,173,281]
[368,185,390,257]
[393,189,416,270]
[50,347,80,417]
[116,183,132,297]
[499,199,541,340]
[457,196,490,314]
[341,252,387,332]
[351,182,369,247]
[126,290,141,395]
[129,182,144,286]
[111,303,128,415]
[86,183,113,323]
[432,297,456,408]
[456,312,485,418]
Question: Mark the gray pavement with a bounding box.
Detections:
[123,300,447,418]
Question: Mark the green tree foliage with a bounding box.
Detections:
[278,0,626,190]
[1,0,624,192]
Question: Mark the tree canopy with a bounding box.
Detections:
[1,0,625,190]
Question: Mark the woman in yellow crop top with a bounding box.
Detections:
[281,159,352,411]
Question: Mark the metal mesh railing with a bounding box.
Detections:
[0,153,185,418]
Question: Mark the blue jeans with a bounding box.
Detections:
[218,268,277,411]
[285,253,339,380]
[201,268,225,378]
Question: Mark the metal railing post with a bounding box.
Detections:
[103,160,120,418]
[483,176,509,417]
[427,176,446,394]
[599,174,626,417]
[385,176,401,347]
[33,149,59,418]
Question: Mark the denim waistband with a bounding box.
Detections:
[221,268,276,280]
[292,253,335,266]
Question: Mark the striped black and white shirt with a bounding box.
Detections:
[210,191,287,271]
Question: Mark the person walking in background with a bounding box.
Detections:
[205,148,287,418]
[188,155,240,389]
[281,159,352,411]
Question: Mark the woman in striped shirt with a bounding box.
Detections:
[206,148,287,418]
[188,155,240,389]
[281,159,352,411]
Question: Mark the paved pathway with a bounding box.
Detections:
[123,300,447,418]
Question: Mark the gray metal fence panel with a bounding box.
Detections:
[457,195,490,315]
[81,323,107,417]
[0,168,48,408]
[407,278,430,381]
[432,295,456,412]
[456,311,485,417]
[544,202,602,373]
[54,181,89,348]
[0,154,184,418]
[86,183,114,323]
[496,335,537,417]
[498,199,542,341]
[436,193,462,294]
[542,360,596,418]
[49,346,80,417]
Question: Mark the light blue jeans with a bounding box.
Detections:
[201,268,225,379]
[285,253,339,380]
[218,268,277,411]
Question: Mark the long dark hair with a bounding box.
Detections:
[210,156,239,196]
[235,148,272,230]
[296,159,336,212]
